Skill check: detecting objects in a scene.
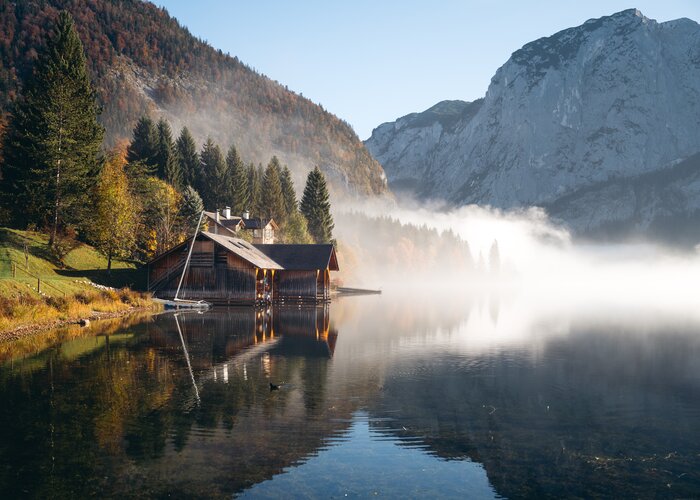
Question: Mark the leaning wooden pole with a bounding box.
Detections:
[174,210,205,301]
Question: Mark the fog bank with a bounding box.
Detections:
[334,201,700,315]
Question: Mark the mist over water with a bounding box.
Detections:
[335,199,700,318]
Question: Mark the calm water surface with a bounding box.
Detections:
[1,293,700,498]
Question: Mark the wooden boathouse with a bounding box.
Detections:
[146,232,339,305]
[255,244,339,303]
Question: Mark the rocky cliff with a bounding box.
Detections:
[366,9,700,238]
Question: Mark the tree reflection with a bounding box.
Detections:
[0,305,347,497]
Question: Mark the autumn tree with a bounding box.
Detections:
[300,166,334,244]
[140,177,182,257]
[90,153,137,271]
[1,11,104,246]
[283,210,313,244]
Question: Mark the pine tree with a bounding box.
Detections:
[300,166,334,244]
[261,159,285,222]
[126,115,158,173]
[280,165,298,218]
[1,11,104,245]
[90,153,137,272]
[155,118,182,188]
[268,155,283,176]
[255,163,266,216]
[180,185,204,233]
[199,138,227,209]
[226,143,247,214]
[175,127,201,190]
[246,162,261,216]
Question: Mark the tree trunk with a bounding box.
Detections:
[49,160,61,248]
[50,117,64,249]
[107,249,112,274]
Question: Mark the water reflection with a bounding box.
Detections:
[0,296,699,498]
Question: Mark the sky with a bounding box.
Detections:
[156,1,700,140]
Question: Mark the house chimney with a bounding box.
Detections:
[215,210,220,222]
[243,209,250,219]
[223,206,231,219]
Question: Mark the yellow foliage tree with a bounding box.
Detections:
[91,154,137,271]
[141,177,182,257]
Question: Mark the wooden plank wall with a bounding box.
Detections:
[277,270,318,303]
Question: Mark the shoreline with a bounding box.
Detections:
[0,305,158,344]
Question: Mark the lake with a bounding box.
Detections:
[1,292,700,498]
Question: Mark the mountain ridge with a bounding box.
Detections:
[365,9,700,238]
[0,0,388,198]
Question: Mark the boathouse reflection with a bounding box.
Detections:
[147,305,336,368]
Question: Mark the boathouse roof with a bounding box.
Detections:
[147,231,283,270]
[254,244,339,271]
[205,232,283,270]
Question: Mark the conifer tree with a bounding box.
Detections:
[199,138,227,209]
[1,11,104,245]
[280,165,298,218]
[176,127,201,190]
[255,163,266,216]
[155,118,181,189]
[300,166,334,244]
[180,185,204,233]
[246,162,261,216]
[268,155,283,176]
[90,153,137,272]
[226,144,247,214]
[261,159,285,222]
[126,115,158,173]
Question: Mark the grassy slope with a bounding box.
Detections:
[0,228,144,298]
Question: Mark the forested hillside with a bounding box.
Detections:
[0,0,387,197]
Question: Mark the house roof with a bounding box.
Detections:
[203,211,244,230]
[205,232,283,270]
[254,244,339,271]
[242,218,279,230]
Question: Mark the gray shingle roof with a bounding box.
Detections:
[203,211,243,230]
[254,244,339,271]
[203,232,283,270]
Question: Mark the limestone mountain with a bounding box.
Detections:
[365,10,700,240]
[0,0,388,197]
